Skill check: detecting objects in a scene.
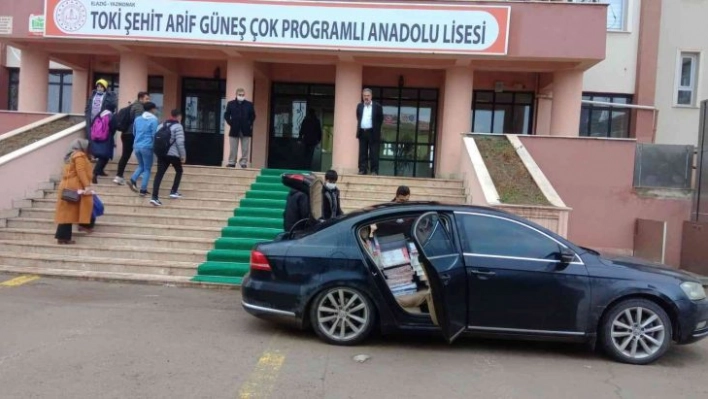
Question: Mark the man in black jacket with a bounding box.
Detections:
[356,88,384,175]
[322,170,343,220]
[299,108,322,170]
[224,87,256,168]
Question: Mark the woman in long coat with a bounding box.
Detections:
[55,139,95,244]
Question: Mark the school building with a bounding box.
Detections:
[1,0,703,179]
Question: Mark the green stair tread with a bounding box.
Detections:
[255,175,282,184]
[222,226,282,239]
[228,216,283,229]
[197,261,250,277]
[250,182,290,192]
[234,207,284,218]
[191,275,243,285]
[214,237,268,250]
[239,198,287,208]
[260,168,308,176]
[207,249,251,262]
[245,190,289,200]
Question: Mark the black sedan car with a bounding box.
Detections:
[241,201,708,365]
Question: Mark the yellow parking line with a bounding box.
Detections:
[238,348,286,399]
[0,275,40,287]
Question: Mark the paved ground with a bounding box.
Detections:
[1,273,707,399]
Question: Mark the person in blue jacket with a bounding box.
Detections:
[128,102,159,196]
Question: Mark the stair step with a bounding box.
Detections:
[96,173,255,185]
[6,218,221,239]
[234,207,284,218]
[17,208,227,228]
[0,265,211,287]
[30,199,233,218]
[239,198,287,208]
[250,182,290,192]
[255,175,283,184]
[214,237,267,251]
[103,164,260,178]
[95,179,252,192]
[227,216,283,229]
[87,184,247,200]
[207,249,251,263]
[197,261,250,278]
[221,226,282,239]
[44,190,241,208]
[245,190,289,201]
[0,229,215,251]
[0,252,197,277]
[0,240,207,262]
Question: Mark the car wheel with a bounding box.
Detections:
[600,299,672,365]
[310,286,375,346]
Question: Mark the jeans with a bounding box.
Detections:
[152,156,183,199]
[116,134,134,178]
[131,147,154,192]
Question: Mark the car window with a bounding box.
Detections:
[456,213,561,260]
[414,213,456,258]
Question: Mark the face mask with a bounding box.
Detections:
[325,182,337,190]
[237,95,245,101]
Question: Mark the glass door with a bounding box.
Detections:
[181,78,226,166]
[370,87,438,178]
[268,83,335,171]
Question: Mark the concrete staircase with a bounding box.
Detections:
[0,163,466,285]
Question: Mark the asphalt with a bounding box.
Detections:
[1,273,707,399]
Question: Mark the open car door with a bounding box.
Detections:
[410,212,467,343]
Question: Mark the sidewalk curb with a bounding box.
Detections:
[0,266,240,291]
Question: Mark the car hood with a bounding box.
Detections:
[602,255,699,282]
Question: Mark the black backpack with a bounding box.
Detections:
[153,121,176,157]
[113,106,133,133]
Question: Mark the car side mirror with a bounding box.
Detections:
[559,247,576,265]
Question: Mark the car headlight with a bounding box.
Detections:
[680,282,707,301]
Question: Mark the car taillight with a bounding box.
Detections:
[250,250,272,272]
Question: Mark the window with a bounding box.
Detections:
[579,93,632,138]
[456,213,561,261]
[47,70,73,113]
[569,0,627,31]
[471,91,534,135]
[675,52,700,107]
[7,68,19,110]
[148,75,164,117]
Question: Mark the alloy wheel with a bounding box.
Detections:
[610,306,666,360]
[316,288,371,342]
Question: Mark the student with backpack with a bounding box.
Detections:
[150,109,187,206]
[113,92,150,185]
[128,102,159,196]
[89,107,117,183]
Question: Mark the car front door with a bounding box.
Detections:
[410,212,467,343]
[455,211,591,336]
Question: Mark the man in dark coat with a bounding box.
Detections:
[322,169,343,220]
[84,79,117,140]
[356,88,384,175]
[224,87,256,168]
[283,190,310,232]
[299,108,322,170]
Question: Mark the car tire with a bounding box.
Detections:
[600,298,672,365]
[310,286,375,346]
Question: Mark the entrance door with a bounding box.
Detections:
[410,212,467,342]
[369,87,439,178]
[269,83,335,171]
[182,78,226,166]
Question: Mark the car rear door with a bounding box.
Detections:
[410,212,467,343]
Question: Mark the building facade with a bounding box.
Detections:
[0,0,614,178]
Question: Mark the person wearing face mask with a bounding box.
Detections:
[322,169,343,220]
[224,88,256,168]
[84,79,117,141]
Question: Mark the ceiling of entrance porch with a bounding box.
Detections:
[6,38,590,73]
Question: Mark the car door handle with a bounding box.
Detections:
[440,274,451,286]
[470,269,496,276]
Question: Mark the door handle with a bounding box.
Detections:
[440,273,452,286]
[470,269,496,276]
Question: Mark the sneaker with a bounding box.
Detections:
[128,180,139,192]
[113,176,126,185]
[139,190,150,197]
[150,198,163,206]
[169,192,183,199]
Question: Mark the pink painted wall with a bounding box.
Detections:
[519,136,691,267]
[0,111,53,136]
[270,64,336,83]
[0,128,83,211]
